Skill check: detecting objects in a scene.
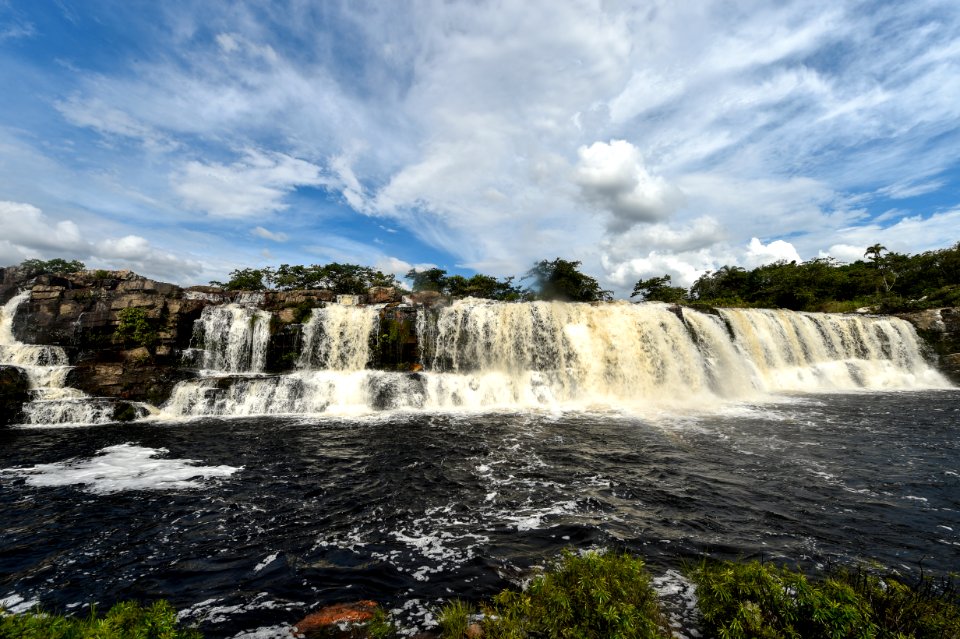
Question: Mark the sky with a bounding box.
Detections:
[0,0,959,296]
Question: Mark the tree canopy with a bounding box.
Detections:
[524,258,612,302]
[19,258,86,276]
[211,263,399,293]
[661,241,960,312]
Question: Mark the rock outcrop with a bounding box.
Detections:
[0,267,434,407]
[898,307,960,383]
[0,365,30,426]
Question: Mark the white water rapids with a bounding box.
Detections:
[160,298,951,419]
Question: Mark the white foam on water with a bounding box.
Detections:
[230,625,298,639]
[254,552,279,573]
[0,593,40,614]
[652,569,700,639]
[178,593,305,626]
[0,443,240,494]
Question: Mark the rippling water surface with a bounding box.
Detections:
[2,391,959,637]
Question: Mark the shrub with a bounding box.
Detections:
[113,307,158,350]
[480,550,668,639]
[0,600,202,638]
[438,599,474,638]
[689,559,960,639]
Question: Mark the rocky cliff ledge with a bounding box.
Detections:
[897,307,960,384]
[0,266,417,409]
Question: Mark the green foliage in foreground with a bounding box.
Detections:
[690,559,960,639]
[439,550,668,639]
[0,600,202,639]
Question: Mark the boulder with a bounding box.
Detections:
[0,365,30,426]
[294,600,379,638]
[367,286,401,304]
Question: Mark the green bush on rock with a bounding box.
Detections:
[0,600,202,639]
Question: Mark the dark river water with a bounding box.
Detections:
[2,390,959,637]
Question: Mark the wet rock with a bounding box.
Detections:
[899,307,960,383]
[367,286,401,304]
[0,365,30,426]
[294,600,379,638]
[65,361,195,406]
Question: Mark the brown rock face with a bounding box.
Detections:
[899,307,960,384]
[367,286,401,304]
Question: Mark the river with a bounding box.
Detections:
[2,392,959,637]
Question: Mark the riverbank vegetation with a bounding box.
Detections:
[3,553,958,638]
[0,600,201,639]
[433,552,960,639]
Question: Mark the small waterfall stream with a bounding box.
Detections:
[0,292,118,425]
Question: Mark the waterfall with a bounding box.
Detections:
[190,304,272,373]
[298,305,379,371]
[0,292,118,426]
[161,299,951,419]
[717,308,945,391]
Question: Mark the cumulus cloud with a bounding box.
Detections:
[575,140,683,230]
[173,149,329,218]
[0,200,203,283]
[0,201,87,255]
[743,237,803,267]
[92,234,204,281]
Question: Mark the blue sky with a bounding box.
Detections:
[1,1,959,295]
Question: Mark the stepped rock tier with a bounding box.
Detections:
[0,265,956,426]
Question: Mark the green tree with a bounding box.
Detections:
[524,258,612,302]
[631,274,687,303]
[406,267,449,292]
[19,258,86,276]
[211,267,269,291]
[445,273,524,300]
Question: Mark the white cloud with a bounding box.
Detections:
[0,201,86,254]
[3,1,959,291]
[575,140,683,230]
[820,244,866,264]
[173,149,329,218]
[252,226,289,242]
[744,237,803,267]
[0,200,203,283]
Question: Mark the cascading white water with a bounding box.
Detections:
[161,298,951,419]
[164,303,383,417]
[0,292,117,425]
[298,305,379,371]
[190,304,271,373]
[718,308,946,391]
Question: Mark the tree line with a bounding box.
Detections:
[210,258,613,302]
[633,242,960,312]
[12,241,960,310]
